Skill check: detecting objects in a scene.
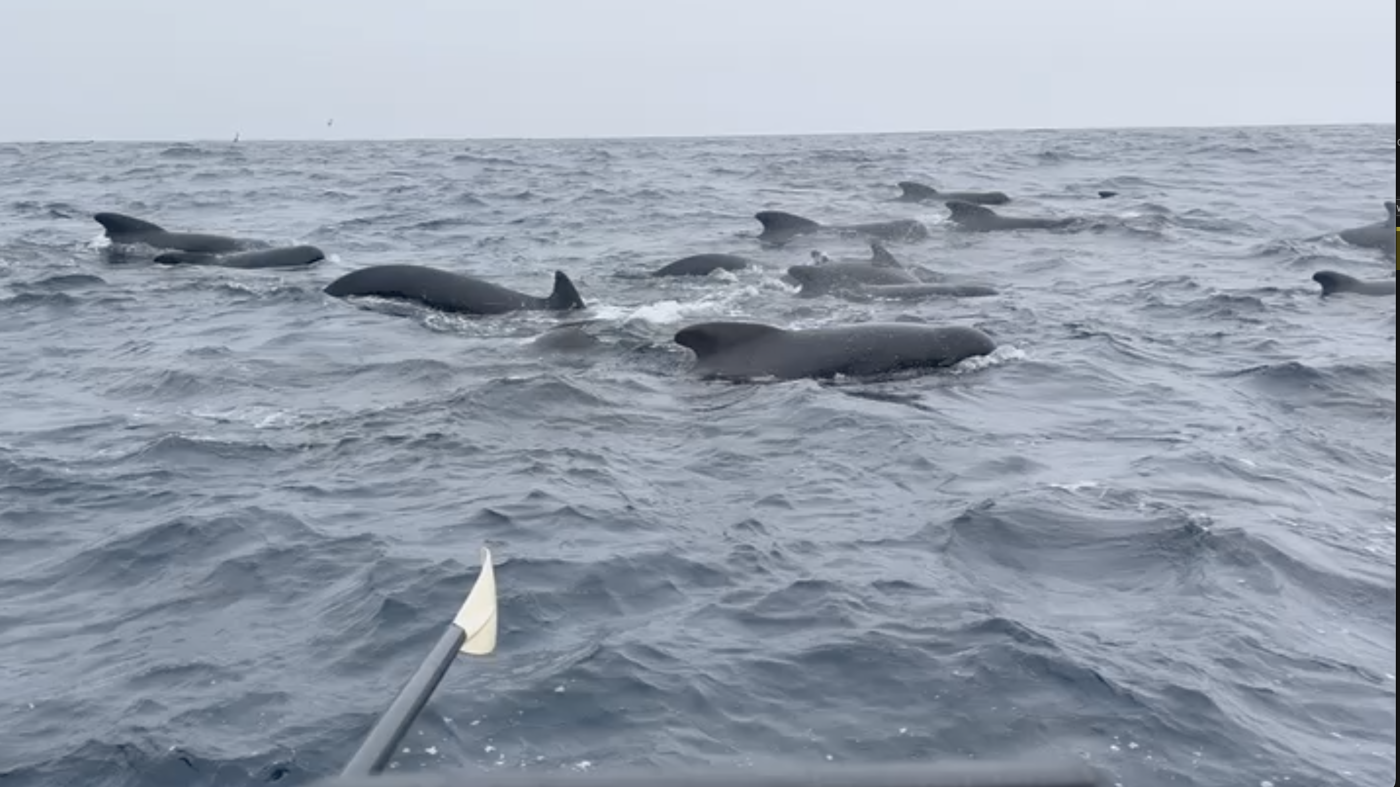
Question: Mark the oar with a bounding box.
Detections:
[340,546,499,777]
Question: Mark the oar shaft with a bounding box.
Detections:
[341,623,468,777]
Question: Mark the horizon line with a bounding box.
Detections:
[2,119,1394,146]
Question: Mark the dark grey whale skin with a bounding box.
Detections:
[754,210,930,245]
[1334,201,1396,253]
[94,212,263,253]
[674,321,997,381]
[324,265,586,316]
[1312,270,1396,297]
[786,260,920,296]
[944,201,1075,232]
[154,245,325,269]
[651,254,757,277]
[895,180,1011,206]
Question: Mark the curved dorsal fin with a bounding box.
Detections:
[897,181,939,200]
[755,211,822,234]
[674,322,783,359]
[547,271,586,310]
[93,212,165,238]
[869,241,900,267]
[1312,270,1357,296]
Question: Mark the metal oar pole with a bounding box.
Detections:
[341,547,498,778]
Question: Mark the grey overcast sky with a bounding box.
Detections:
[1,0,1394,142]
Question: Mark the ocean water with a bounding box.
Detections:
[0,125,1394,787]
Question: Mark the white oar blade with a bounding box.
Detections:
[453,547,498,655]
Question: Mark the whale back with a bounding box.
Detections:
[153,251,215,265]
[786,263,919,294]
[154,245,325,268]
[651,254,753,277]
[325,265,584,315]
[258,245,326,268]
[900,182,1010,206]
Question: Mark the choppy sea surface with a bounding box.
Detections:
[0,125,1394,787]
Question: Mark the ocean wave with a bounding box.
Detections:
[0,125,1392,787]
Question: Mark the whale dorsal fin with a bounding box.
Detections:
[1312,270,1358,296]
[897,181,939,199]
[1386,201,1396,222]
[755,211,822,235]
[945,201,996,222]
[93,212,165,237]
[869,241,900,267]
[547,271,586,310]
[674,322,783,360]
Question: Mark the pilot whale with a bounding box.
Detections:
[674,321,998,381]
[755,211,929,245]
[1333,201,1396,253]
[324,265,586,316]
[785,242,920,296]
[154,246,325,269]
[895,181,1011,206]
[94,212,264,253]
[944,201,1075,232]
[1312,270,1396,297]
[651,254,757,277]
